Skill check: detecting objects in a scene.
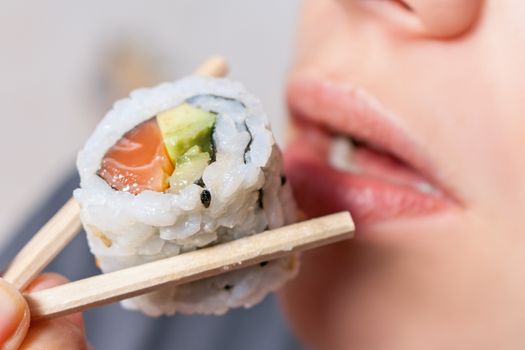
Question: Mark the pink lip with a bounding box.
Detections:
[285,78,456,227]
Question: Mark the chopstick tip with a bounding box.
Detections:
[195,56,229,77]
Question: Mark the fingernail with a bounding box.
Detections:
[0,278,29,348]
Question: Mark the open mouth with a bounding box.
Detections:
[284,78,456,227]
[329,134,437,195]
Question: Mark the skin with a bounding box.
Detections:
[281,1,525,349]
[0,274,89,349]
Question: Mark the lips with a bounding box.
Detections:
[284,78,456,227]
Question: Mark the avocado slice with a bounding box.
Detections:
[156,103,216,165]
[169,145,210,192]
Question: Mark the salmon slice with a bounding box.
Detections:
[98,118,174,194]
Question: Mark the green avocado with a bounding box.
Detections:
[156,103,216,165]
[176,145,208,163]
[169,146,211,192]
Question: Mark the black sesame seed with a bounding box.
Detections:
[224,284,233,291]
[259,261,268,267]
[201,190,211,208]
[280,175,287,185]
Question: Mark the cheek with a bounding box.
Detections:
[295,0,349,68]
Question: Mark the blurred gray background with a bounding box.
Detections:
[0,0,299,248]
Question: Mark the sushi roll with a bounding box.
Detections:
[74,76,297,316]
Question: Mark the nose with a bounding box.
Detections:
[400,0,483,37]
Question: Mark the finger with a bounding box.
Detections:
[20,273,89,350]
[24,273,83,327]
[19,318,88,350]
[0,278,30,350]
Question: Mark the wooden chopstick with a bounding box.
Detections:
[26,212,354,321]
[2,56,229,291]
[3,198,81,290]
[194,55,229,77]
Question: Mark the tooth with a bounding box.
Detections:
[329,136,361,173]
[415,181,438,194]
[328,136,439,196]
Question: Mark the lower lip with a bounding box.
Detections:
[284,127,450,228]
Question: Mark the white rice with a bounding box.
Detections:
[74,76,297,316]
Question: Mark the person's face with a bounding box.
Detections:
[282,1,525,349]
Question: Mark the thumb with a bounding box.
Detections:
[0,278,30,350]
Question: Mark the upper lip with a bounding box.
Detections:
[287,77,458,204]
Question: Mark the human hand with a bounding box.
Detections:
[0,274,90,349]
